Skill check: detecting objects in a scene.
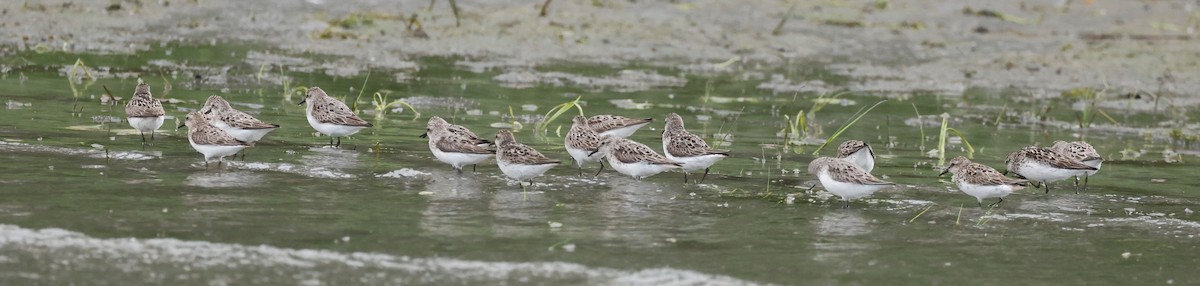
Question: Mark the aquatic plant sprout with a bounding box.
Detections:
[535,96,585,139]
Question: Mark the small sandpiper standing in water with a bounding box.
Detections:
[199,95,280,143]
[1005,146,1097,193]
[590,136,681,180]
[940,156,1028,207]
[808,157,895,209]
[1050,140,1103,190]
[495,130,560,186]
[661,113,729,183]
[124,79,165,144]
[300,87,373,147]
[179,112,252,168]
[424,116,495,173]
[836,140,875,173]
[587,115,653,138]
[565,115,605,176]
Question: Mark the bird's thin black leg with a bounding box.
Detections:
[594,161,605,177]
[700,168,710,183]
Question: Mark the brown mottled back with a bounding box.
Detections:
[663,113,729,157]
[305,87,372,127]
[945,156,1027,187]
[808,157,892,185]
[125,81,165,118]
[566,116,603,151]
[201,95,279,129]
[598,136,679,165]
[496,130,560,165]
[587,114,652,134]
[183,112,251,146]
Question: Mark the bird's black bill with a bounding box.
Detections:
[297,99,306,105]
[418,133,428,138]
[587,150,599,157]
[176,123,185,129]
[938,168,950,177]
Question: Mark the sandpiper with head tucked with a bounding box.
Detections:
[125,79,165,143]
[300,87,373,147]
[1050,140,1103,190]
[589,136,680,180]
[661,113,729,183]
[424,116,495,173]
[808,157,895,208]
[495,130,560,185]
[565,115,606,176]
[1005,146,1097,193]
[178,111,252,168]
[940,156,1028,207]
[587,114,653,138]
[836,140,875,173]
[199,95,280,143]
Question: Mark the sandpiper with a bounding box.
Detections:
[178,111,252,168]
[124,80,165,143]
[589,136,681,180]
[424,116,495,173]
[199,95,280,142]
[661,113,729,183]
[565,115,605,176]
[836,140,875,173]
[495,129,560,185]
[940,156,1028,207]
[299,87,373,147]
[1004,146,1097,193]
[808,157,895,208]
[1050,140,1103,190]
[588,114,653,138]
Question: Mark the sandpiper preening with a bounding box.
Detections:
[178,111,252,168]
[565,115,605,176]
[1050,140,1103,190]
[661,113,729,183]
[587,114,653,138]
[590,136,680,180]
[808,157,895,209]
[940,156,1028,207]
[199,95,280,143]
[124,79,165,144]
[1004,146,1098,193]
[300,87,373,147]
[495,129,560,186]
[424,116,495,173]
[836,140,875,173]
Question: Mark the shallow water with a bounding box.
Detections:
[1,44,1199,285]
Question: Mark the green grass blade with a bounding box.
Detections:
[811,99,888,155]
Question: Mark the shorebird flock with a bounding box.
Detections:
[125,81,1103,208]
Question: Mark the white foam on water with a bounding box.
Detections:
[226,162,354,179]
[377,168,431,178]
[0,224,761,285]
[0,141,158,161]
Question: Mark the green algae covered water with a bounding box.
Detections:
[0,44,1198,285]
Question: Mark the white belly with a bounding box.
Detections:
[598,122,650,138]
[818,171,888,201]
[1016,161,1079,183]
[566,146,602,167]
[127,116,164,133]
[605,156,678,179]
[188,136,248,162]
[664,152,727,173]
[307,111,365,137]
[843,150,875,173]
[431,144,492,169]
[214,120,277,142]
[956,181,1016,203]
[497,160,557,181]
